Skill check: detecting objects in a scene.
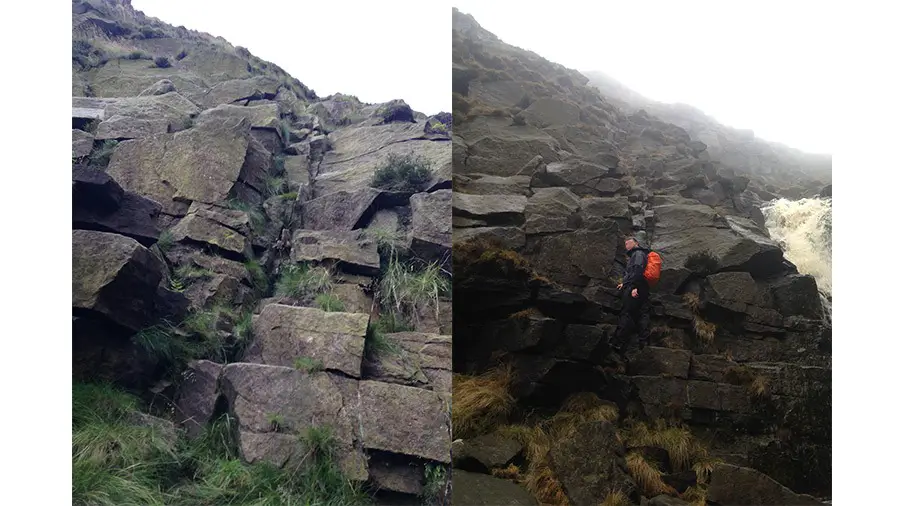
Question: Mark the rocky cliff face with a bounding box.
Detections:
[584,70,832,199]
[451,8,830,506]
[72,1,451,503]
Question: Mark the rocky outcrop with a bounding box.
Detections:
[451,8,831,505]
[72,2,452,503]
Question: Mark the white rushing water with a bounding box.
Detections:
[761,196,832,321]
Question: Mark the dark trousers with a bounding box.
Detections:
[612,286,650,350]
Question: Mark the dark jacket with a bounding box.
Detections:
[623,246,650,292]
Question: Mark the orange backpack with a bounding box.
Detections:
[644,251,662,287]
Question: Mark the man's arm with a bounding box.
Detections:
[623,250,647,288]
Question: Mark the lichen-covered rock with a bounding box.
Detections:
[245,304,369,377]
[72,229,166,331]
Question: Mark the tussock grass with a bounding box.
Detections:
[682,293,701,313]
[490,393,619,505]
[157,230,175,253]
[600,489,631,506]
[545,393,619,439]
[621,419,716,474]
[315,293,345,312]
[692,317,717,343]
[491,464,522,480]
[73,382,369,505]
[244,258,269,296]
[364,227,405,256]
[364,313,410,359]
[275,263,333,301]
[750,375,770,397]
[682,485,709,506]
[509,307,542,320]
[226,198,266,234]
[371,152,433,193]
[452,365,515,439]
[626,451,676,497]
[378,256,449,323]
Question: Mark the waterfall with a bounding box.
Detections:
[761,196,832,322]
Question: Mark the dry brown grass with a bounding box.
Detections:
[682,293,701,313]
[510,307,543,320]
[750,375,770,397]
[452,365,515,439]
[626,452,676,497]
[681,485,709,506]
[491,464,522,481]
[600,488,631,506]
[490,393,623,505]
[621,419,704,473]
[692,455,724,485]
[692,317,717,343]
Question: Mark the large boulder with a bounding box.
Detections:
[302,188,381,231]
[72,230,166,331]
[220,363,368,481]
[245,304,369,377]
[453,193,527,226]
[169,203,252,258]
[408,189,451,261]
[524,221,621,288]
[358,381,450,463]
[194,76,282,109]
[707,464,825,505]
[452,470,538,505]
[549,421,635,505]
[452,433,524,473]
[363,332,451,392]
[95,115,169,140]
[524,187,581,234]
[72,129,94,158]
[174,360,223,438]
[72,168,161,246]
[106,107,252,215]
[290,229,380,276]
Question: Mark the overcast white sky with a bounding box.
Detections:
[131,0,451,116]
[453,1,836,155]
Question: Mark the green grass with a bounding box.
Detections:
[226,198,266,235]
[157,230,175,253]
[244,258,269,297]
[73,383,370,506]
[378,255,449,323]
[364,313,410,359]
[315,293,345,312]
[422,464,449,505]
[265,175,286,197]
[275,263,333,301]
[364,227,405,257]
[89,140,119,168]
[131,304,250,370]
[173,264,214,285]
[371,152,433,193]
[294,356,325,373]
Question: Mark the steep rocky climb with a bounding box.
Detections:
[71,1,451,504]
[451,8,830,506]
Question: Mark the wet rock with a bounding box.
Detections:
[451,470,538,505]
[708,464,825,505]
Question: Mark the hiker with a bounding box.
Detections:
[611,236,660,352]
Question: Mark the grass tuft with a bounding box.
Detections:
[692,317,717,343]
[378,255,449,324]
[315,293,345,312]
[294,356,325,373]
[275,263,333,301]
[421,464,449,505]
[452,365,515,439]
[371,152,433,193]
[600,488,631,506]
[625,451,676,497]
